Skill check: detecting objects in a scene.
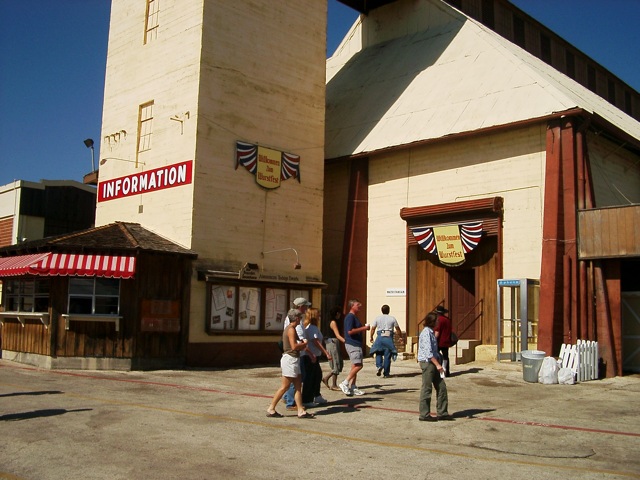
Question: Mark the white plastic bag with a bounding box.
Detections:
[558,367,575,385]
[538,356,559,384]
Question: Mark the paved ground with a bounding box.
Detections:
[1,357,639,480]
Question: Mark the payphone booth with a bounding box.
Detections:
[497,278,540,361]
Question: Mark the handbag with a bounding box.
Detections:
[450,332,458,346]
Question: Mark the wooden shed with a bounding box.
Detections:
[0,222,197,370]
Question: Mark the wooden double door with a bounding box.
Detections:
[448,269,478,340]
[414,235,499,344]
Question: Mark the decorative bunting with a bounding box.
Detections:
[236,141,300,189]
[460,222,483,252]
[409,226,437,254]
[410,222,483,266]
[236,141,258,174]
[281,151,301,182]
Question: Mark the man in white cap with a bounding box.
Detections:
[283,297,312,409]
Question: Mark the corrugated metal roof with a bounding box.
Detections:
[325,0,640,159]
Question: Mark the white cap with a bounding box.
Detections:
[293,297,311,307]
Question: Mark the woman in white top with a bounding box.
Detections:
[266,311,315,419]
[302,308,332,406]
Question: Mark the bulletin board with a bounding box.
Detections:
[210,284,236,330]
[238,286,261,330]
[265,287,288,331]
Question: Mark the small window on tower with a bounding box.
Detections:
[144,0,159,44]
[137,101,154,155]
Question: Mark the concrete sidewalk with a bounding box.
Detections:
[1,357,639,479]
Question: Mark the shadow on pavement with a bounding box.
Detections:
[363,386,419,395]
[385,372,421,378]
[1,408,93,421]
[449,368,484,377]
[0,390,64,398]
[452,408,496,419]
[312,397,386,415]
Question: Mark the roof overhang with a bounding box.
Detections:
[327,108,640,162]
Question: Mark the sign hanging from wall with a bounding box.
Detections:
[410,222,483,266]
[98,160,193,202]
[236,141,300,189]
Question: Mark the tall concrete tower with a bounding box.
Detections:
[96,0,327,366]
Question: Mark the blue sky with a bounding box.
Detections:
[1,0,638,186]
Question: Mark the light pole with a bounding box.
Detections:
[100,157,145,166]
[83,138,95,172]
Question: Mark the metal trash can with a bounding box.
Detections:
[521,350,546,383]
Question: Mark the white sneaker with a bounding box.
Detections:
[339,381,352,396]
[314,395,328,404]
[351,387,364,396]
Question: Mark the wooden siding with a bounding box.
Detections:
[1,252,192,368]
[0,319,51,356]
[52,276,127,359]
[579,205,640,259]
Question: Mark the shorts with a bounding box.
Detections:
[345,343,363,364]
[281,353,301,378]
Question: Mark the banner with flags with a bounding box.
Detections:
[236,141,300,189]
[410,222,483,266]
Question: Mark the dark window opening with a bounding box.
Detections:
[481,0,495,29]
[608,79,616,104]
[540,33,551,64]
[513,15,525,48]
[565,51,575,79]
[624,91,633,116]
[587,65,597,91]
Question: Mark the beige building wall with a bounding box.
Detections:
[588,133,640,207]
[365,124,547,332]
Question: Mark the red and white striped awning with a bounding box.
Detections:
[0,253,51,277]
[0,253,136,279]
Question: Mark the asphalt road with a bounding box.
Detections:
[1,357,639,479]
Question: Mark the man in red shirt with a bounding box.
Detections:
[434,305,453,377]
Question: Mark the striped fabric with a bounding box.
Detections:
[0,253,136,279]
[410,222,483,254]
[236,141,301,182]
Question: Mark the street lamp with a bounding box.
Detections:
[100,157,145,166]
[83,138,95,172]
[262,247,302,269]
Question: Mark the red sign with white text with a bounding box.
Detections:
[98,160,193,202]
